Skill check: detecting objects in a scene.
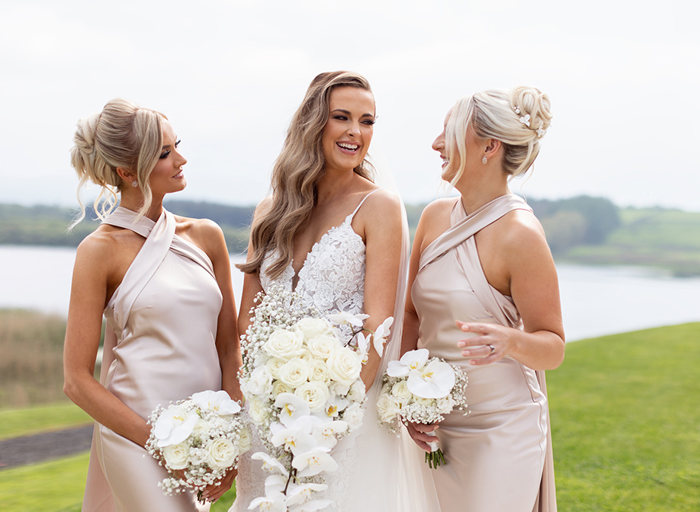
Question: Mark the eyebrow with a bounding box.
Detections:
[331,108,375,118]
[161,138,179,149]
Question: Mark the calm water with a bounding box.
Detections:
[1,246,699,341]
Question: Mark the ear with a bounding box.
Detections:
[115,166,136,184]
[484,139,501,159]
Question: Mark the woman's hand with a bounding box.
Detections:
[201,467,237,503]
[456,321,518,366]
[405,422,440,453]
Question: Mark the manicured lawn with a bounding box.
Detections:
[548,322,700,511]
[0,402,92,440]
[2,323,698,511]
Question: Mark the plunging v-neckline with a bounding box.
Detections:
[290,214,360,291]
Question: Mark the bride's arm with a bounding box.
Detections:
[63,235,151,448]
[359,190,403,389]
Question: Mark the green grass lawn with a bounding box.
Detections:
[548,322,700,511]
[1,323,698,511]
[0,402,92,440]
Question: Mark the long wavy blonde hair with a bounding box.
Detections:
[238,71,375,278]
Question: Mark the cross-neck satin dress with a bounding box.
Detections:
[81,208,223,512]
[412,194,557,512]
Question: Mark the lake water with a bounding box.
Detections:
[1,245,699,342]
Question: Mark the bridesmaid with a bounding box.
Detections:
[63,99,241,511]
[402,87,563,512]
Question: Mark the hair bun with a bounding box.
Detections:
[510,86,552,139]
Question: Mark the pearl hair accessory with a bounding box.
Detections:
[131,180,138,187]
[513,105,546,138]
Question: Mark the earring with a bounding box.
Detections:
[482,156,488,165]
[131,180,138,188]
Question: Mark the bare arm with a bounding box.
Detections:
[359,191,403,389]
[63,236,151,448]
[458,212,565,370]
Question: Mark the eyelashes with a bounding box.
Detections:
[159,140,182,159]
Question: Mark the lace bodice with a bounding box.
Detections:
[260,192,376,320]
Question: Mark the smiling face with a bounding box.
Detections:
[321,86,376,173]
[148,118,187,197]
[432,109,461,182]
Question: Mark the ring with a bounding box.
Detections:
[488,344,495,355]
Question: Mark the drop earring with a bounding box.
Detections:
[482,156,488,165]
[131,180,138,188]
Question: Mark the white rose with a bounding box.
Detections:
[272,381,294,397]
[295,381,331,413]
[376,394,400,424]
[206,438,238,470]
[326,347,362,386]
[306,334,340,360]
[248,397,270,425]
[162,442,189,470]
[329,381,351,397]
[278,359,311,389]
[238,426,252,453]
[391,381,413,403]
[308,360,331,383]
[248,366,274,396]
[347,379,366,402]
[343,403,365,431]
[295,318,332,340]
[438,395,456,415]
[297,350,315,364]
[187,447,211,466]
[191,419,212,437]
[265,357,287,379]
[415,396,435,407]
[263,328,305,359]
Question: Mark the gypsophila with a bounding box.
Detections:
[378,349,468,469]
[145,390,249,503]
[241,285,392,511]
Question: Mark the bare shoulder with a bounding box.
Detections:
[420,197,456,225]
[360,188,402,217]
[76,225,130,262]
[495,209,552,265]
[415,197,457,250]
[174,215,228,261]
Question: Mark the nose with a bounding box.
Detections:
[432,133,444,152]
[347,121,361,137]
[175,148,187,167]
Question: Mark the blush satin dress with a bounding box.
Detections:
[411,194,557,512]
[81,208,223,512]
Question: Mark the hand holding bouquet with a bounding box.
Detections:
[378,349,468,468]
[146,390,251,501]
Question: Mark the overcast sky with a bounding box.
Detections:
[1,0,698,211]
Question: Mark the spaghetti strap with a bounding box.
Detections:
[349,189,380,219]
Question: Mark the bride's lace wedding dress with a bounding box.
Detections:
[231,191,439,512]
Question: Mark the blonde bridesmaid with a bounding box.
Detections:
[402,87,563,512]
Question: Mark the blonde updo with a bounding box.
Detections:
[69,98,165,227]
[445,86,552,185]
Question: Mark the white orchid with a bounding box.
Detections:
[190,389,241,415]
[270,416,317,456]
[248,491,287,512]
[251,452,289,476]
[153,406,198,447]
[285,482,328,507]
[275,393,311,427]
[356,332,370,364]
[289,499,333,512]
[323,395,349,419]
[311,418,348,450]
[407,360,456,399]
[292,447,339,477]
[372,317,393,357]
[386,348,430,378]
[326,311,369,327]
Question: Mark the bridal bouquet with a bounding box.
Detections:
[145,390,251,500]
[240,285,390,511]
[377,348,468,468]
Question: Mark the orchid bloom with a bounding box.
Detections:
[270,416,317,456]
[153,406,198,447]
[292,447,339,477]
[356,332,370,364]
[372,317,393,357]
[285,482,328,507]
[288,499,333,512]
[407,359,456,399]
[326,312,369,327]
[191,389,241,415]
[275,393,311,427]
[248,492,287,512]
[251,452,289,476]
[386,348,430,378]
[312,419,348,450]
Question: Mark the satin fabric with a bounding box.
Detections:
[82,208,222,512]
[412,195,557,512]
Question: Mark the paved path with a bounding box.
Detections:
[0,424,93,470]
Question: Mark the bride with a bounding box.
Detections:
[231,71,434,511]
